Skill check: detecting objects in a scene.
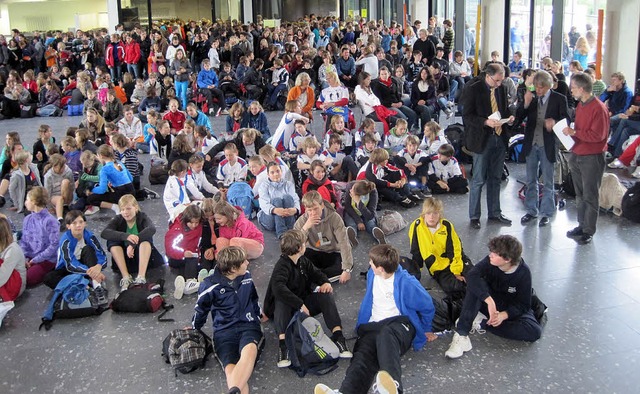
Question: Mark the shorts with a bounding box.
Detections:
[214,322,264,367]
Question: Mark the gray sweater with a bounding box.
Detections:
[8,164,42,213]
[0,242,27,299]
[44,165,74,201]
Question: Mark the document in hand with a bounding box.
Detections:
[552,118,575,151]
[488,111,511,125]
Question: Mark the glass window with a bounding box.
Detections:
[253,0,282,20]
[465,0,481,71]
[121,0,149,29]
[344,0,369,21]
[532,0,553,67]
[509,0,532,67]
[214,0,242,22]
[5,0,107,33]
[564,0,606,71]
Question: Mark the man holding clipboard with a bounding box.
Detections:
[517,70,570,227]
[561,73,609,244]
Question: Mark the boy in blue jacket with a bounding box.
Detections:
[315,244,437,394]
[192,246,264,394]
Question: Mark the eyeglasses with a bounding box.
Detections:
[489,74,504,86]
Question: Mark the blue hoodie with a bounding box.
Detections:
[357,266,435,350]
[197,68,220,89]
[56,229,107,273]
[91,161,133,194]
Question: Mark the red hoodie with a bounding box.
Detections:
[164,214,202,260]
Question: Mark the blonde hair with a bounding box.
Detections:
[301,190,324,207]
[301,136,321,151]
[369,148,389,165]
[118,194,139,210]
[420,197,444,218]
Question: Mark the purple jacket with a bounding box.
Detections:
[19,208,60,263]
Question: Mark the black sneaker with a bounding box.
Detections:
[334,336,353,358]
[0,195,5,207]
[277,346,291,368]
[399,198,416,208]
[346,226,358,248]
[93,285,109,306]
[408,193,423,202]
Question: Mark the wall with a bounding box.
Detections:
[603,0,639,91]
[6,0,108,33]
[282,0,339,22]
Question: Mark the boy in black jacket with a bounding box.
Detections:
[264,229,352,369]
[192,246,264,394]
[445,235,542,359]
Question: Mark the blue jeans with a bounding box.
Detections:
[109,63,122,82]
[610,118,640,157]
[525,144,555,217]
[267,83,287,107]
[393,105,418,130]
[37,104,58,116]
[258,195,296,238]
[127,63,140,79]
[449,79,459,101]
[343,213,377,239]
[469,133,506,219]
[136,142,150,153]
[175,80,189,110]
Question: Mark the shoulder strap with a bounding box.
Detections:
[409,219,423,268]
[441,219,454,262]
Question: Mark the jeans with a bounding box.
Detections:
[126,63,140,79]
[37,104,58,116]
[175,80,189,110]
[343,214,377,237]
[136,142,150,153]
[610,119,640,157]
[257,195,296,238]
[449,78,459,101]
[568,152,605,235]
[468,133,506,219]
[392,105,418,130]
[267,83,288,107]
[524,144,556,217]
[109,63,122,82]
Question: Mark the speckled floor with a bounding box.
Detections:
[0,109,639,394]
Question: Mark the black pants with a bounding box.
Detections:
[378,183,412,203]
[273,293,342,335]
[428,176,469,194]
[245,84,266,102]
[106,240,165,275]
[456,288,542,342]
[340,316,415,394]
[168,257,213,280]
[200,87,226,111]
[394,156,430,180]
[433,269,467,301]
[86,183,135,206]
[43,245,98,289]
[304,248,343,279]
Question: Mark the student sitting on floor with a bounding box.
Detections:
[322,134,359,183]
[445,235,543,359]
[293,191,353,283]
[8,151,41,214]
[213,201,265,260]
[85,145,134,216]
[394,135,431,195]
[315,244,437,394]
[264,229,352,369]
[42,154,74,227]
[301,160,340,210]
[357,147,422,208]
[383,118,410,156]
[427,144,468,194]
[187,155,219,199]
[257,161,300,239]
[101,194,164,291]
[192,246,264,394]
[343,180,386,246]
[0,216,26,303]
[19,187,59,287]
[408,197,469,300]
[216,143,249,187]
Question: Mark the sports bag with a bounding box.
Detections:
[378,210,408,235]
[110,280,174,321]
[621,181,640,223]
[227,181,254,217]
[149,163,169,185]
[162,328,214,376]
[285,311,340,377]
[39,274,107,330]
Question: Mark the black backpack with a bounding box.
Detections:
[162,328,214,376]
[621,181,640,223]
[285,312,340,377]
[444,123,472,164]
[110,280,174,321]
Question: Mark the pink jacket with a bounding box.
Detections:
[218,208,264,246]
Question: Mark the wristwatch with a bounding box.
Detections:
[343,268,352,273]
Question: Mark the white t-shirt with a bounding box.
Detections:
[74,238,86,261]
[370,273,400,322]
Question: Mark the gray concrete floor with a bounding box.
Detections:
[0,110,639,394]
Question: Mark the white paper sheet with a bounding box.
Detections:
[552,118,575,151]
[488,111,511,125]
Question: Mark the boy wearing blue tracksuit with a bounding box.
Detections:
[192,246,264,394]
[316,244,437,394]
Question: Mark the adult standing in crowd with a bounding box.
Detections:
[462,63,514,229]
[562,72,609,245]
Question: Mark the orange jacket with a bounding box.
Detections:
[287,85,315,119]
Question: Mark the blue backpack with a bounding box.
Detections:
[227,182,254,217]
[39,274,106,330]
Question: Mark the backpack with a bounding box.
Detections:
[39,274,107,331]
[431,296,463,332]
[20,104,37,118]
[555,150,575,197]
[378,210,408,235]
[227,182,254,217]
[162,328,214,376]
[285,311,340,377]
[508,134,526,163]
[149,163,169,185]
[110,280,174,321]
[621,181,640,223]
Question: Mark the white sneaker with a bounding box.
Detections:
[445,332,472,359]
[372,370,399,394]
[632,167,640,179]
[197,268,209,283]
[314,384,339,394]
[174,276,186,299]
[119,276,133,291]
[133,276,146,285]
[183,279,200,295]
[608,159,625,169]
[470,312,487,334]
[112,204,120,215]
[0,301,15,328]
[84,206,100,216]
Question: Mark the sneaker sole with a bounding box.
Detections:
[277,360,291,368]
[197,269,208,283]
[339,351,353,359]
[372,227,387,244]
[375,370,398,394]
[314,384,335,394]
[174,276,185,300]
[347,227,358,248]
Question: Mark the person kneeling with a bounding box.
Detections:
[315,244,436,394]
[192,246,264,394]
[264,230,352,369]
[445,235,542,359]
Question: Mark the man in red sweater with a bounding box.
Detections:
[562,73,609,244]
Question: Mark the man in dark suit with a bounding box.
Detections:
[517,70,570,227]
[461,63,515,229]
